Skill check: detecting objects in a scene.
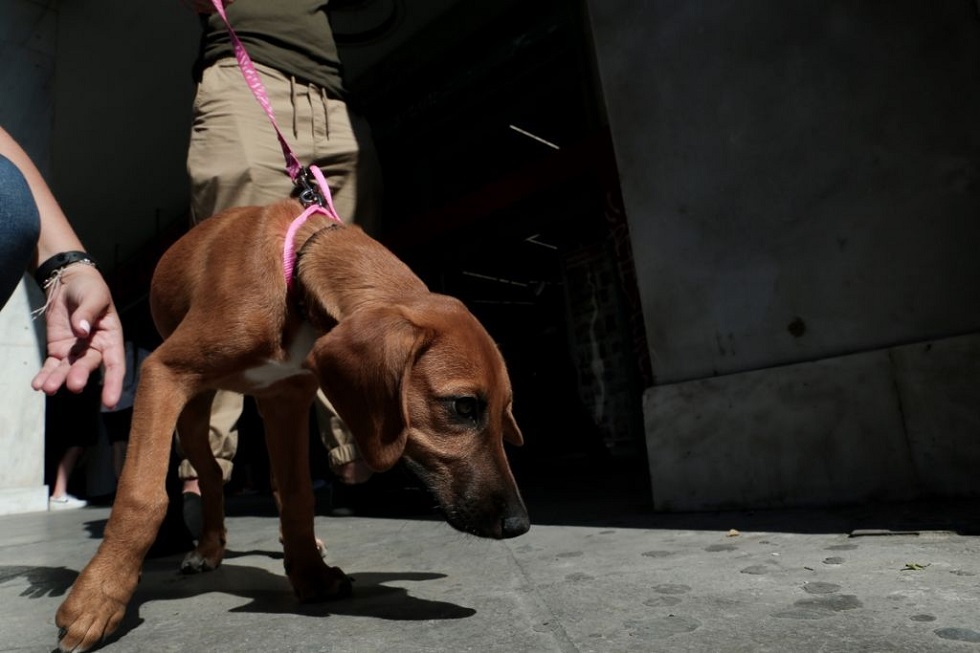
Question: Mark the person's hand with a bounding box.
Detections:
[31,264,125,409]
[183,0,235,14]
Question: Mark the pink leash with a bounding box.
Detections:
[209,0,342,288]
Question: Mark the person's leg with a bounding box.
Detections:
[182,59,290,520]
[0,154,40,310]
[176,390,241,539]
[261,76,383,482]
[314,390,373,483]
[310,93,383,234]
[103,407,133,480]
[176,390,241,487]
[112,441,128,480]
[183,61,378,528]
[49,446,87,509]
[51,445,84,498]
[303,91,382,486]
[47,379,100,509]
[188,60,298,223]
[194,63,380,481]
[212,62,384,224]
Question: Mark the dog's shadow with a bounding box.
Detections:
[1,554,475,651]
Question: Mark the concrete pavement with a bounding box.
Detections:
[1,469,979,652]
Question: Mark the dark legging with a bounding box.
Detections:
[0,154,40,310]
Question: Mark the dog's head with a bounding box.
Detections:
[310,294,529,539]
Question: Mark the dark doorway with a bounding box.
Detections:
[354,0,653,509]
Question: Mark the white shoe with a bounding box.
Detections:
[49,494,87,510]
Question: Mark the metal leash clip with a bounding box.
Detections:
[295,166,326,208]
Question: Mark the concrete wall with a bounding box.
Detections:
[586,0,980,509]
[645,333,980,510]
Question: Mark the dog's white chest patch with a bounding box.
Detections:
[242,322,318,390]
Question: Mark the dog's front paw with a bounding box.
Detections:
[289,561,352,602]
[55,574,130,652]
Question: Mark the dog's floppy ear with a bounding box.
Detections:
[311,307,426,472]
[503,405,523,446]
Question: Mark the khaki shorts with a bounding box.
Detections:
[187,58,380,232]
[179,59,379,482]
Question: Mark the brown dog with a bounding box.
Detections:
[55,200,529,652]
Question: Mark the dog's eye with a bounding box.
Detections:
[446,396,486,427]
[442,395,485,428]
[453,397,479,421]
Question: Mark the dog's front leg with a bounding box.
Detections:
[255,378,352,601]
[56,357,192,652]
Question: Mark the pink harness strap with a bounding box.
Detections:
[282,186,342,290]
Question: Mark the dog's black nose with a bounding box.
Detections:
[501,513,530,538]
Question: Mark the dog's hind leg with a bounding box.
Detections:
[176,390,228,574]
[256,377,352,601]
[56,355,193,652]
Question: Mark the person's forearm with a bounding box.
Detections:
[0,127,87,271]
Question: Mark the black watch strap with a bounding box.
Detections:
[34,251,98,288]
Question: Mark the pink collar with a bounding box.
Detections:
[282,166,342,289]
